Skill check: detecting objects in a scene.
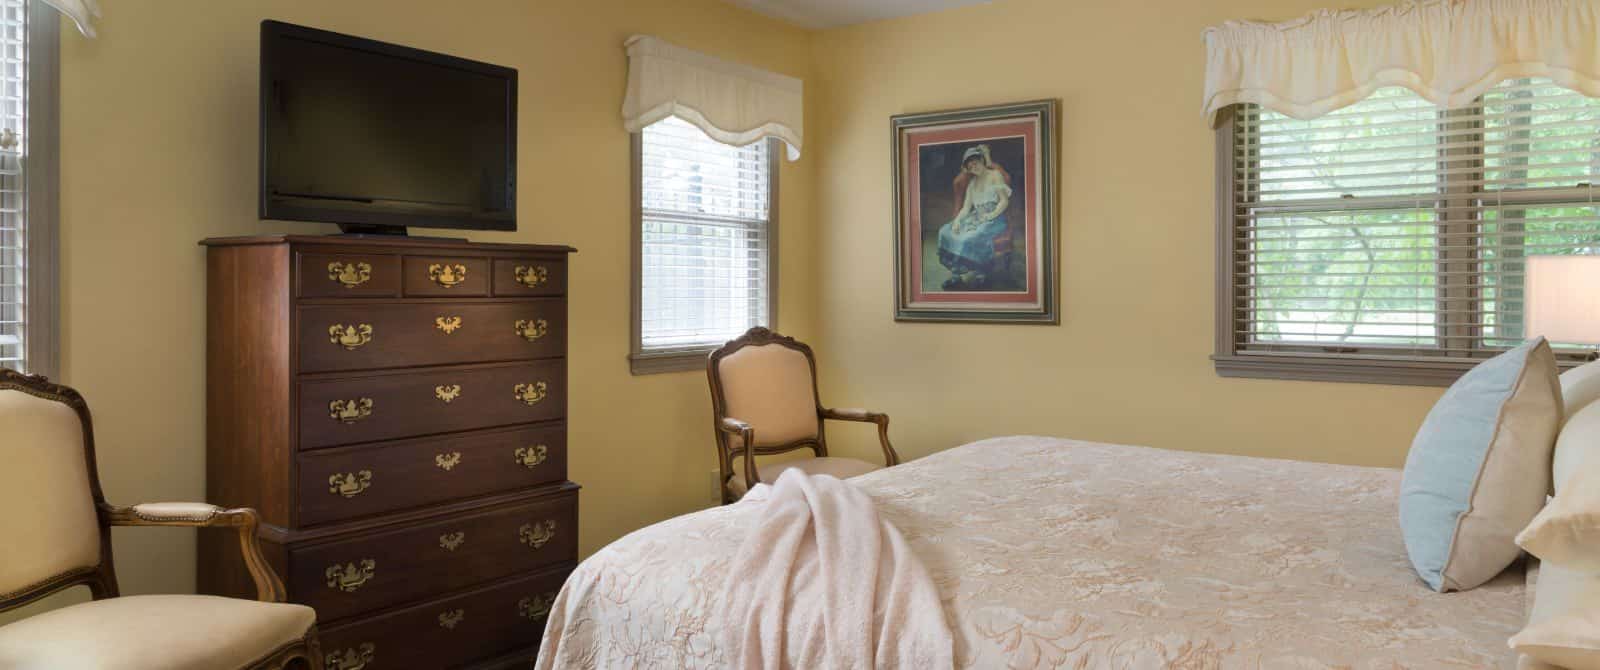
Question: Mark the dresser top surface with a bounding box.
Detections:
[200,234,576,254]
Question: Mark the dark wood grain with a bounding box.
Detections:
[289,490,577,623]
[299,252,402,299]
[318,564,572,670]
[490,257,567,298]
[297,360,566,449]
[201,235,577,667]
[297,422,567,526]
[402,255,490,297]
[298,300,566,373]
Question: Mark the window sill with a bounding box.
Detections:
[630,349,713,376]
[1214,353,1589,387]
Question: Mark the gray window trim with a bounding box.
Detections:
[1212,105,1588,387]
[23,1,58,379]
[628,133,780,376]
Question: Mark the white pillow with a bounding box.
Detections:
[1561,359,1600,419]
[1511,562,1600,669]
[1518,401,1600,573]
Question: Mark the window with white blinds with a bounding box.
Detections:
[0,0,28,371]
[1221,78,1600,383]
[632,115,775,372]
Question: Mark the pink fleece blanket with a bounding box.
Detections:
[720,470,954,670]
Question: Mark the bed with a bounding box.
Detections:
[536,436,1527,668]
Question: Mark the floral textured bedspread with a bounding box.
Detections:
[536,437,1525,669]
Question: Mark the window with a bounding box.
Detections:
[1217,78,1600,385]
[630,116,777,374]
[0,0,56,377]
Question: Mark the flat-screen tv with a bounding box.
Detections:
[260,20,517,234]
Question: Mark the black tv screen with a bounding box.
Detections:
[260,21,517,232]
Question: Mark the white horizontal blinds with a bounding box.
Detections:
[1233,78,1600,358]
[0,0,24,370]
[640,115,771,350]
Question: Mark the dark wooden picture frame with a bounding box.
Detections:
[892,100,1059,323]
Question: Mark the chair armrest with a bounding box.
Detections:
[820,407,887,424]
[716,417,759,498]
[718,417,754,434]
[820,408,901,466]
[100,502,287,604]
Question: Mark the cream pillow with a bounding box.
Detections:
[1511,562,1600,669]
[1518,400,1600,573]
[1561,359,1600,418]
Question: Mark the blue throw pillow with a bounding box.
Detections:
[1399,337,1561,592]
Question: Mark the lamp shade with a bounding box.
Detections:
[1526,255,1600,345]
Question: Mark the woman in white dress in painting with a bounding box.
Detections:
[937,144,1012,289]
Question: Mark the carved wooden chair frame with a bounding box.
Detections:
[0,369,323,669]
[706,327,900,504]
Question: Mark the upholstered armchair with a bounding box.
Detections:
[0,369,322,669]
[706,327,900,503]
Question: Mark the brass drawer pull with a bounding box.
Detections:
[325,559,376,593]
[435,451,462,471]
[518,593,555,620]
[438,609,465,630]
[434,384,462,404]
[427,263,469,288]
[514,319,549,342]
[514,445,548,469]
[434,316,463,334]
[325,643,375,670]
[438,531,465,552]
[328,324,374,350]
[514,265,549,288]
[328,262,373,289]
[328,471,373,498]
[513,382,548,406]
[329,398,374,424]
[519,520,556,549]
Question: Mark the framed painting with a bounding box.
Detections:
[892,100,1058,323]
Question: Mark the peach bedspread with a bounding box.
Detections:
[535,436,1526,669]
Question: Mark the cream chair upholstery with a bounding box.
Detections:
[707,327,901,503]
[0,370,322,670]
[0,388,102,599]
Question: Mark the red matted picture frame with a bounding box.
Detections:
[892,100,1058,323]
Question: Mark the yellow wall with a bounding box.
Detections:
[808,0,1446,469]
[10,0,816,620]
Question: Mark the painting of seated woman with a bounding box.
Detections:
[893,100,1058,323]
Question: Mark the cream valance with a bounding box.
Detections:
[44,0,99,38]
[1202,0,1600,125]
[622,35,803,161]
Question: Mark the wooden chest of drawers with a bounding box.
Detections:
[198,235,577,670]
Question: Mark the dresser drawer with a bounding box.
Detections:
[492,258,566,297]
[403,256,489,297]
[300,253,401,298]
[300,424,567,526]
[291,490,577,623]
[301,300,566,373]
[319,565,569,670]
[300,361,565,450]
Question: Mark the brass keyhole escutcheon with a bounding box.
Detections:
[438,609,465,630]
[329,324,374,350]
[434,316,463,334]
[435,451,462,471]
[427,263,468,288]
[438,531,465,552]
[434,384,462,404]
[328,262,373,288]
